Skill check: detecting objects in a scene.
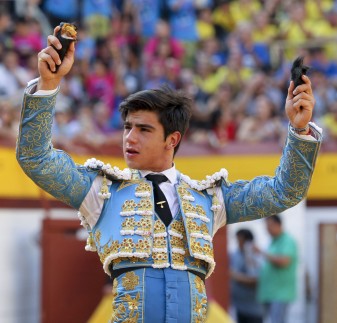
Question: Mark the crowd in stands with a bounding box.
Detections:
[1,0,337,155]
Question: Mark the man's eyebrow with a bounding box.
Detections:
[124,121,156,130]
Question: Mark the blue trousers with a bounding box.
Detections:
[264,302,289,323]
[110,267,207,323]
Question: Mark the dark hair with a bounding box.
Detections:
[267,214,282,225]
[119,86,192,154]
[236,228,254,242]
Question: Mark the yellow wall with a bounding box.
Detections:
[2,147,336,200]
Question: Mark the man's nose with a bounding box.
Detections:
[125,128,137,143]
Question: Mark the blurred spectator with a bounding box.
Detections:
[211,83,237,147]
[105,11,140,55]
[42,0,79,27]
[256,215,298,323]
[230,228,264,323]
[0,49,31,99]
[234,21,271,71]
[25,52,39,80]
[319,101,337,141]
[251,10,278,44]
[196,37,226,69]
[215,42,254,94]
[0,9,12,48]
[307,47,337,80]
[233,72,283,118]
[310,68,337,120]
[81,0,116,39]
[144,59,174,90]
[167,0,200,66]
[144,19,184,69]
[196,7,216,40]
[75,25,97,66]
[194,57,223,95]
[277,1,315,59]
[229,0,262,26]
[13,0,52,38]
[127,0,164,39]
[85,100,123,151]
[52,102,81,150]
[236,94,285,144]
[72,102,122,154]
[12,17,44,64]
[118,44,143,94]
[84,58,115,109]
[0,100,19,147]
[211,0,235,40]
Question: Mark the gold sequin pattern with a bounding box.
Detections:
[137,197,152,213]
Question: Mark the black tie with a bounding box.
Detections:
[145,174,172,226]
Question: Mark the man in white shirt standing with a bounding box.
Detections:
[16,26,322,323]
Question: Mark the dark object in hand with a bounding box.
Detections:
[53,22,77,72]
[291,56,310,87]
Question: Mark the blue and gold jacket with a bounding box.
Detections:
[16,83,322,278]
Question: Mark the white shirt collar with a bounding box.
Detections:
[140,164,177,184]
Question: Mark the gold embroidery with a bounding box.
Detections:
[120,292,141,317]
[172,253,185,266]
[153,236,167,248]
[137,198,153,213]
[190,259,207,269]
[182,200,195,213]
[196,205,206,217]
[94,230,101,243]
[99,240,120,264]
[110,278,126,322]
[137,218,152,232]
[135,182,151,194]
[124,313,140,323]
[194,297,208,321]
[170,236,185,249]
[117,180,141,191]
[187,218,199,233]
[194,276,205,294]
[121,218,137,231]
[121,200,137,214]
[153,252,168,264]
[170,220,185,234]
[120,238,135,253]
[154,220,166,234]
[134,239,151,254]
[122,271,139,290]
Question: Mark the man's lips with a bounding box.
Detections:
[125,148,139,156]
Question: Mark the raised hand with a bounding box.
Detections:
[285,75,315,132]
[37,26,75,91]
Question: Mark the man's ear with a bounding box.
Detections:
[166,131,181,150]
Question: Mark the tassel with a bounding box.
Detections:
[211,188,221,212]
[98,174,111,199]
[85,232,97,251]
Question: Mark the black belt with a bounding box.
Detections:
[111,266,206,282]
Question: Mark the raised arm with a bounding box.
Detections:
[222,76,322,224]
[16,27,97,209]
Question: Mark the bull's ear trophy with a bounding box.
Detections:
[291,56,310,87]
[53,22,77,72]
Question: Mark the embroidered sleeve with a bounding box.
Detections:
[223,126,322,224]
[16,84,96,209]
